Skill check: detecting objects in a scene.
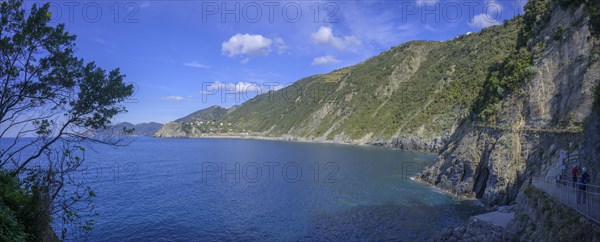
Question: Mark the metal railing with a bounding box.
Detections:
[532,176,600,224]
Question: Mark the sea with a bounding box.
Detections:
[4,137,485,241]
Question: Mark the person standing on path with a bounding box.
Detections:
[577,167,590,205]
[572,165,579,188]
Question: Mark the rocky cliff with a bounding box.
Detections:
[435,186,600,241]
[418,0,600,206]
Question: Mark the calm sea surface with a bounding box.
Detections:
[19,137,485,241]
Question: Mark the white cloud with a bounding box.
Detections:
[468,0,503,29]
[221,34,273,57]
[311,26,361,50]
[183,61,210,68]
[469,13,501,29]
[162,96,185,102]
[274,37,288,54]
[424,24,438,32]
[415,0,439,5]
[484,0,503,15]
[206,81,261,93]
[337,4,422,52]
[90,37,113,47]
[311,55,341,65]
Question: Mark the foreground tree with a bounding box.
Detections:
[0,0,134,240]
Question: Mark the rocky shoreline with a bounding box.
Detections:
[154,133,447,153]
[434,185,600,241]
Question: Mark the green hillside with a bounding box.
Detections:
[175,105,228,123]
[156,18,521,145]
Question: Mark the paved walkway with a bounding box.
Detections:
[532,177,600,223]
[473,211,515,228]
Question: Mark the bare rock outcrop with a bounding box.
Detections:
[419,3,600,206]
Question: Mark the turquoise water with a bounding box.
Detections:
[34,137,482,241]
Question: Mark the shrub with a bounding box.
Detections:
[0,202,26,242]
[0,172,30,241]
[554,25,565,41]
[555,0,600,38]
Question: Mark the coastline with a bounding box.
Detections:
[152,133,443,154]
[153,134,483,202]
[151,133,502,240]
[152,134,495,202]
[411,175,480,202]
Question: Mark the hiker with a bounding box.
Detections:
[577,167,590,205]
[560,163,567,185]
[572,165,578,188]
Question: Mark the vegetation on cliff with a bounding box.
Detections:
[175,105,228,123]
[474,0,600,123]
[557,0,600,38]
[159,20,521,145]
[418,0,599,206]
[473,0,552,123]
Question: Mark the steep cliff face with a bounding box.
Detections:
[154,122,188,137]
[418,3,600,205]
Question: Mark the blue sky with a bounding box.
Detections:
[37,0,527,124]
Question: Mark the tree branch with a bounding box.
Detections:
[11,118,73,175]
